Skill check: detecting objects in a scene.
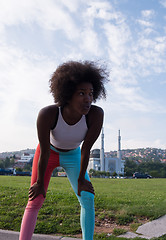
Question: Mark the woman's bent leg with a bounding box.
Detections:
[78,191,95,240]
[19,195,45,240]
[19,146,60,240]
[59,148,95,240]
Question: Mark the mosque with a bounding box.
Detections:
[87,129,125,176]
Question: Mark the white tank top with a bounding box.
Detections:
[50,108,88,150]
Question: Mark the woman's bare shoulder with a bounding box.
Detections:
[88,105,104,117]
[38,104,58,116]
[37,105,59,129]
[86,105,104,127]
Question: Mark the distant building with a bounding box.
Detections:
[18,153,34,163]
[88,129,125,175]
[89,149,101,171]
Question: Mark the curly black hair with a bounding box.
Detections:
[49,60,109,107]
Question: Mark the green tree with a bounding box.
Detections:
[106,171,110,177]
[0,160,4,168]
[89,169,96,177]
[4,157,10,168]
[15,167,23,172]
[112,171,117,177]
[24,164,32,171]
[10,157,15,166]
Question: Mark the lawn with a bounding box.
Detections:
[0,176,166,239]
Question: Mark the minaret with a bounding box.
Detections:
[100,127,105,171]
[117,129,122,160]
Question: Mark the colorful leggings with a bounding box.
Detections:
[19,144,95,240]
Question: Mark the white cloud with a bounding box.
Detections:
[142,28,156,36]
[155,37,166,52]
[0,43,55,151]
[58,0,80,12]
[35,1,80,40]
[0,0,37,25]
[160,0,166,8]
[137,19,153,27]
[137,10,155,28]
[133,36,166,76]
[0,0,80,40]
[80,28,102,56]
[103,22,131,64]
[141,10,155,19]
[86,0,113,20]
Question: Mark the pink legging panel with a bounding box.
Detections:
[19,145,60,240]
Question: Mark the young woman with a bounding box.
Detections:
[19,61,109,240]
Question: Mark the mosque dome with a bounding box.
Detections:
[90,149,100,158]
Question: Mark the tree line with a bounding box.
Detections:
[125,159,166,178]
[1,155,166,178]
[0,156,32,172]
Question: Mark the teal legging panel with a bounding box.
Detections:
[51,145,95,240]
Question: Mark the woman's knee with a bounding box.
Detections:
[79,191,95,209]
[26,195,45,210]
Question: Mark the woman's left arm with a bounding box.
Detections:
[77,105,104,196]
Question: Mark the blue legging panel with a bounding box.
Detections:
[51,145,95,240]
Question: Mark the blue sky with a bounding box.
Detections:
[0,0,166,152]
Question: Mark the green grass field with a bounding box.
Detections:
[0,176,166,240]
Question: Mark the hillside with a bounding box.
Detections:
[0,148,36,159]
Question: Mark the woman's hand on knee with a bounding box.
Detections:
[29,182,46,201]
[78,178,95,196]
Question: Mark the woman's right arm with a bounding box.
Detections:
[29,105,58,201]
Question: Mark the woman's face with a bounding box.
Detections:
[68,82,93,115]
